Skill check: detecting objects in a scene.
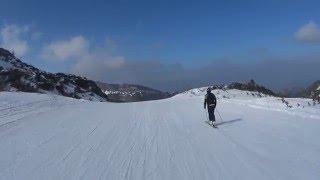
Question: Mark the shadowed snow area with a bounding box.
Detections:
[0,89,319,180]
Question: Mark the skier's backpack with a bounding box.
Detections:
[206,93,216,106]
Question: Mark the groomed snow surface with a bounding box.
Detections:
[0,89,319,180]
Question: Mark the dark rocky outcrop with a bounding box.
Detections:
[227,79,276,96]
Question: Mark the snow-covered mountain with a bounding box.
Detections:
[0,87,319,179]
[96,82,173,102]
[226,79,276,96]
[178,86,319,109]
[278,81,320,99]
[0,48,108,101]
[305,80,320,101]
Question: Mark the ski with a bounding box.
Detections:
[205,121,218,128]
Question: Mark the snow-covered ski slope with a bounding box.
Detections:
[0,88,319,180]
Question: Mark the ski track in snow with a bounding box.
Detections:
[0,91,319,180]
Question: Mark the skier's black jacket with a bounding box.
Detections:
[204,92,217,109]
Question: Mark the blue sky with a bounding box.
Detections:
[1,0,320,91]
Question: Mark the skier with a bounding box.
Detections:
[204,87,217,126]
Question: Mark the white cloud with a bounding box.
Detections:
[42,36,89,60]
[104,57,125,69]
[72,54,126,81]
[42,35,126,80]
[0,24,29,56]
[31,31,42,40]
[295,21,320,43]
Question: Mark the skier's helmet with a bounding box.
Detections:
[207,87,211,93]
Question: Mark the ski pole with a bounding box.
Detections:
[216,109,223,122]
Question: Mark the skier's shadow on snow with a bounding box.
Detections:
[215,118,242,127]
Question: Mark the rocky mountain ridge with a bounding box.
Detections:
[0,48,108,101]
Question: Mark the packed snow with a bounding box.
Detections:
[0,89,319,180]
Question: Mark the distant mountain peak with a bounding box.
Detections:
[227,79,276,96]
[96,82,173,102]
[179,80,276,98]
[306,80,320,101]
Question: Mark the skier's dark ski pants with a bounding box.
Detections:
[208,106,216,122]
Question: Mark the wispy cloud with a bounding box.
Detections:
[0,24,30,56]
[41,36,121,63]
[72,54,126,80]
[41,36,89,60]
[41,35,127,80]
[295,21,320,43]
